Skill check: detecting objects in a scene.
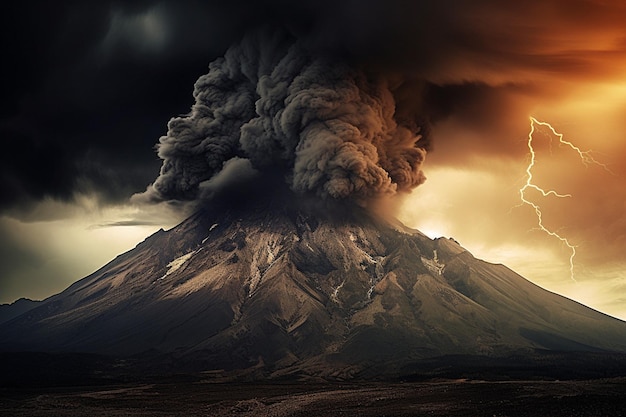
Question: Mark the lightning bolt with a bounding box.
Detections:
[529,117,614,173]
[520,117,612,282]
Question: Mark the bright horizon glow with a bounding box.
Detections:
[0,200,183,305]
[398,98,626,321]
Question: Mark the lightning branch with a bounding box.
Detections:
[519,117,612,282]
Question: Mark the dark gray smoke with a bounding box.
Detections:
[137,31,427,208]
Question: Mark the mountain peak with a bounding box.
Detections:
[2,205,626,379]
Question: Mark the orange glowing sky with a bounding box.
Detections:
[400,82,626,320]
[391,3,626,319]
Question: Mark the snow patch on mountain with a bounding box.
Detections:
[159,250,200,280]
[201,223,220,244]
[366,284,376,300]
[422,250,445,276]
[247,234,284,297]
[332,279,346,303]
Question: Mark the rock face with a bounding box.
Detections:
[2,201,626,377]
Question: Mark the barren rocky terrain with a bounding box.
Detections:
[2,378,625,417]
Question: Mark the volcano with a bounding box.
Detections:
[2,198,626,379]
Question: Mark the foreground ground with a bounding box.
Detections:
[1,377,625,417]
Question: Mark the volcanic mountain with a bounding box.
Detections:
[2,199,626,379]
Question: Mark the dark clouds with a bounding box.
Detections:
[4,0,626,216]
[1,1,257,215]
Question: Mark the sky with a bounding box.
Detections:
[1,1,625,320]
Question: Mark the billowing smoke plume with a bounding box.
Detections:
[139,32,427,208]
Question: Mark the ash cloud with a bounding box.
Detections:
[138,31,427,208]
[5,0,626,216]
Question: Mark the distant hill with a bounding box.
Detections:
[0,298,41,325]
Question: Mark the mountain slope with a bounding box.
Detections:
[2,202,626,377]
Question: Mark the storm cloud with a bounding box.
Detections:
[138,31,427,208]
[5,0,626,215]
